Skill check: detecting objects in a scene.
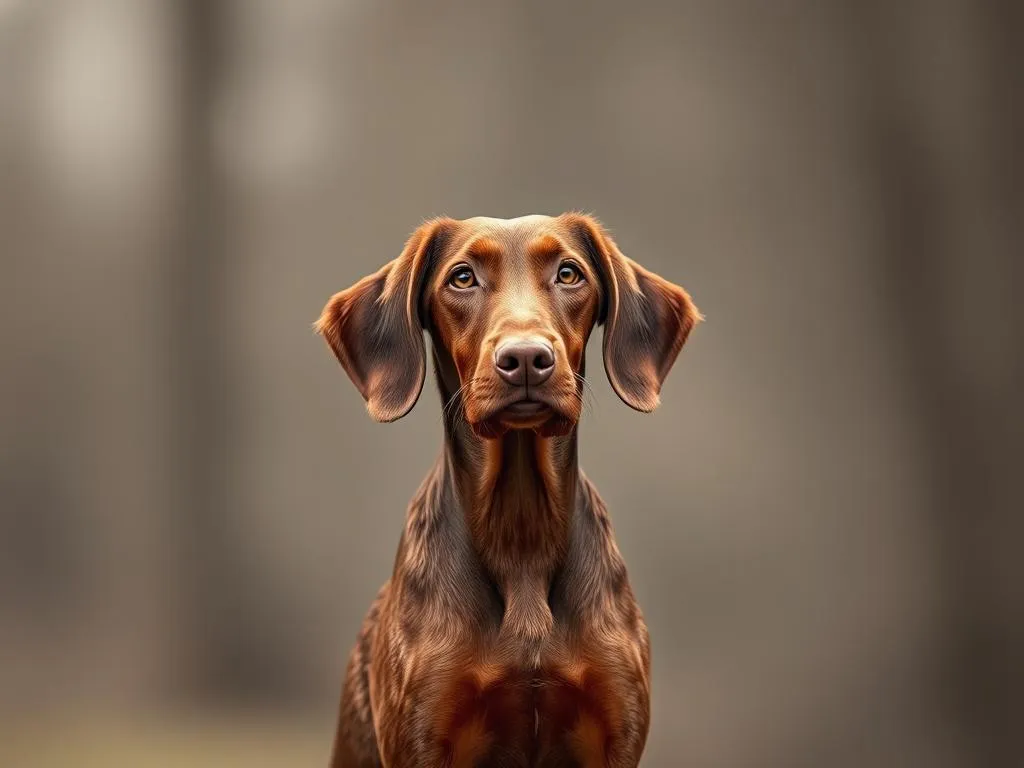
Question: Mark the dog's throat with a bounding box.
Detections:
[448,428,576,649]
[469,432,572,558]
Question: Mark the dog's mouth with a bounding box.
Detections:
[471,392,578,438]
[495,398,552,430]
[500,399,548,418]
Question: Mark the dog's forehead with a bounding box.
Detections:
[448,215,578,264]
[459,214,560,242]
[463,214,553,229]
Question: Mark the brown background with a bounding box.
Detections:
[0,1,1020,766]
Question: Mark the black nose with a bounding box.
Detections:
[494,340,555,388]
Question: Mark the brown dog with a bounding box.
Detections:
[317,213,700,767]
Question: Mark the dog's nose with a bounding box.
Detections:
[494,340,555,388]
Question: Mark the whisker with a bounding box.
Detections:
[573,372,597,416]
[441,376,489,424]
[441,383,468,422]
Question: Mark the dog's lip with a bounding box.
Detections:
[472,390,579,430]
[501,400,547,415]
[471,393,578,437]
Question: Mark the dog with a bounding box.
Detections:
[316,213,700,767]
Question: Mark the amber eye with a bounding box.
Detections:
[556,262,583,285]
[448,266,477,289]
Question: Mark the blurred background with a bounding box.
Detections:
[1,0,1020,766]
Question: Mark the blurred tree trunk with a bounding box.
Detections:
[853,0,1023,764]
[168,0,246,702]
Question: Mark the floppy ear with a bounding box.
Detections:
[566,213,702,412]
[315,219,451,422]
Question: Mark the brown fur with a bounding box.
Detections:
[316,213,700,767]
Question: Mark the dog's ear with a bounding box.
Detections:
[315,219,452,422]
[565,213,702,412]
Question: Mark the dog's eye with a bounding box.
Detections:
[556,263,583,285]
[448,267,477,289]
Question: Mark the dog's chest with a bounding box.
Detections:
[437,641,613,767]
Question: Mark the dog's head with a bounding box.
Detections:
[316,213,701,437]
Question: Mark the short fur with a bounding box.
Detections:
[317,213,700,767]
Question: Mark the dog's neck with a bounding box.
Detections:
[433,346,578,646]
[444,417,577,569]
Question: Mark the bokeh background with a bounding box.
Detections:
[1,1,1020,766]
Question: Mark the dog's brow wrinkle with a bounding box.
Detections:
[464,237,504,266]
[527,235,562,259]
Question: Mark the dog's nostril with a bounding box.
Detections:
[533,354,551,370]
[496,354,520,372]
